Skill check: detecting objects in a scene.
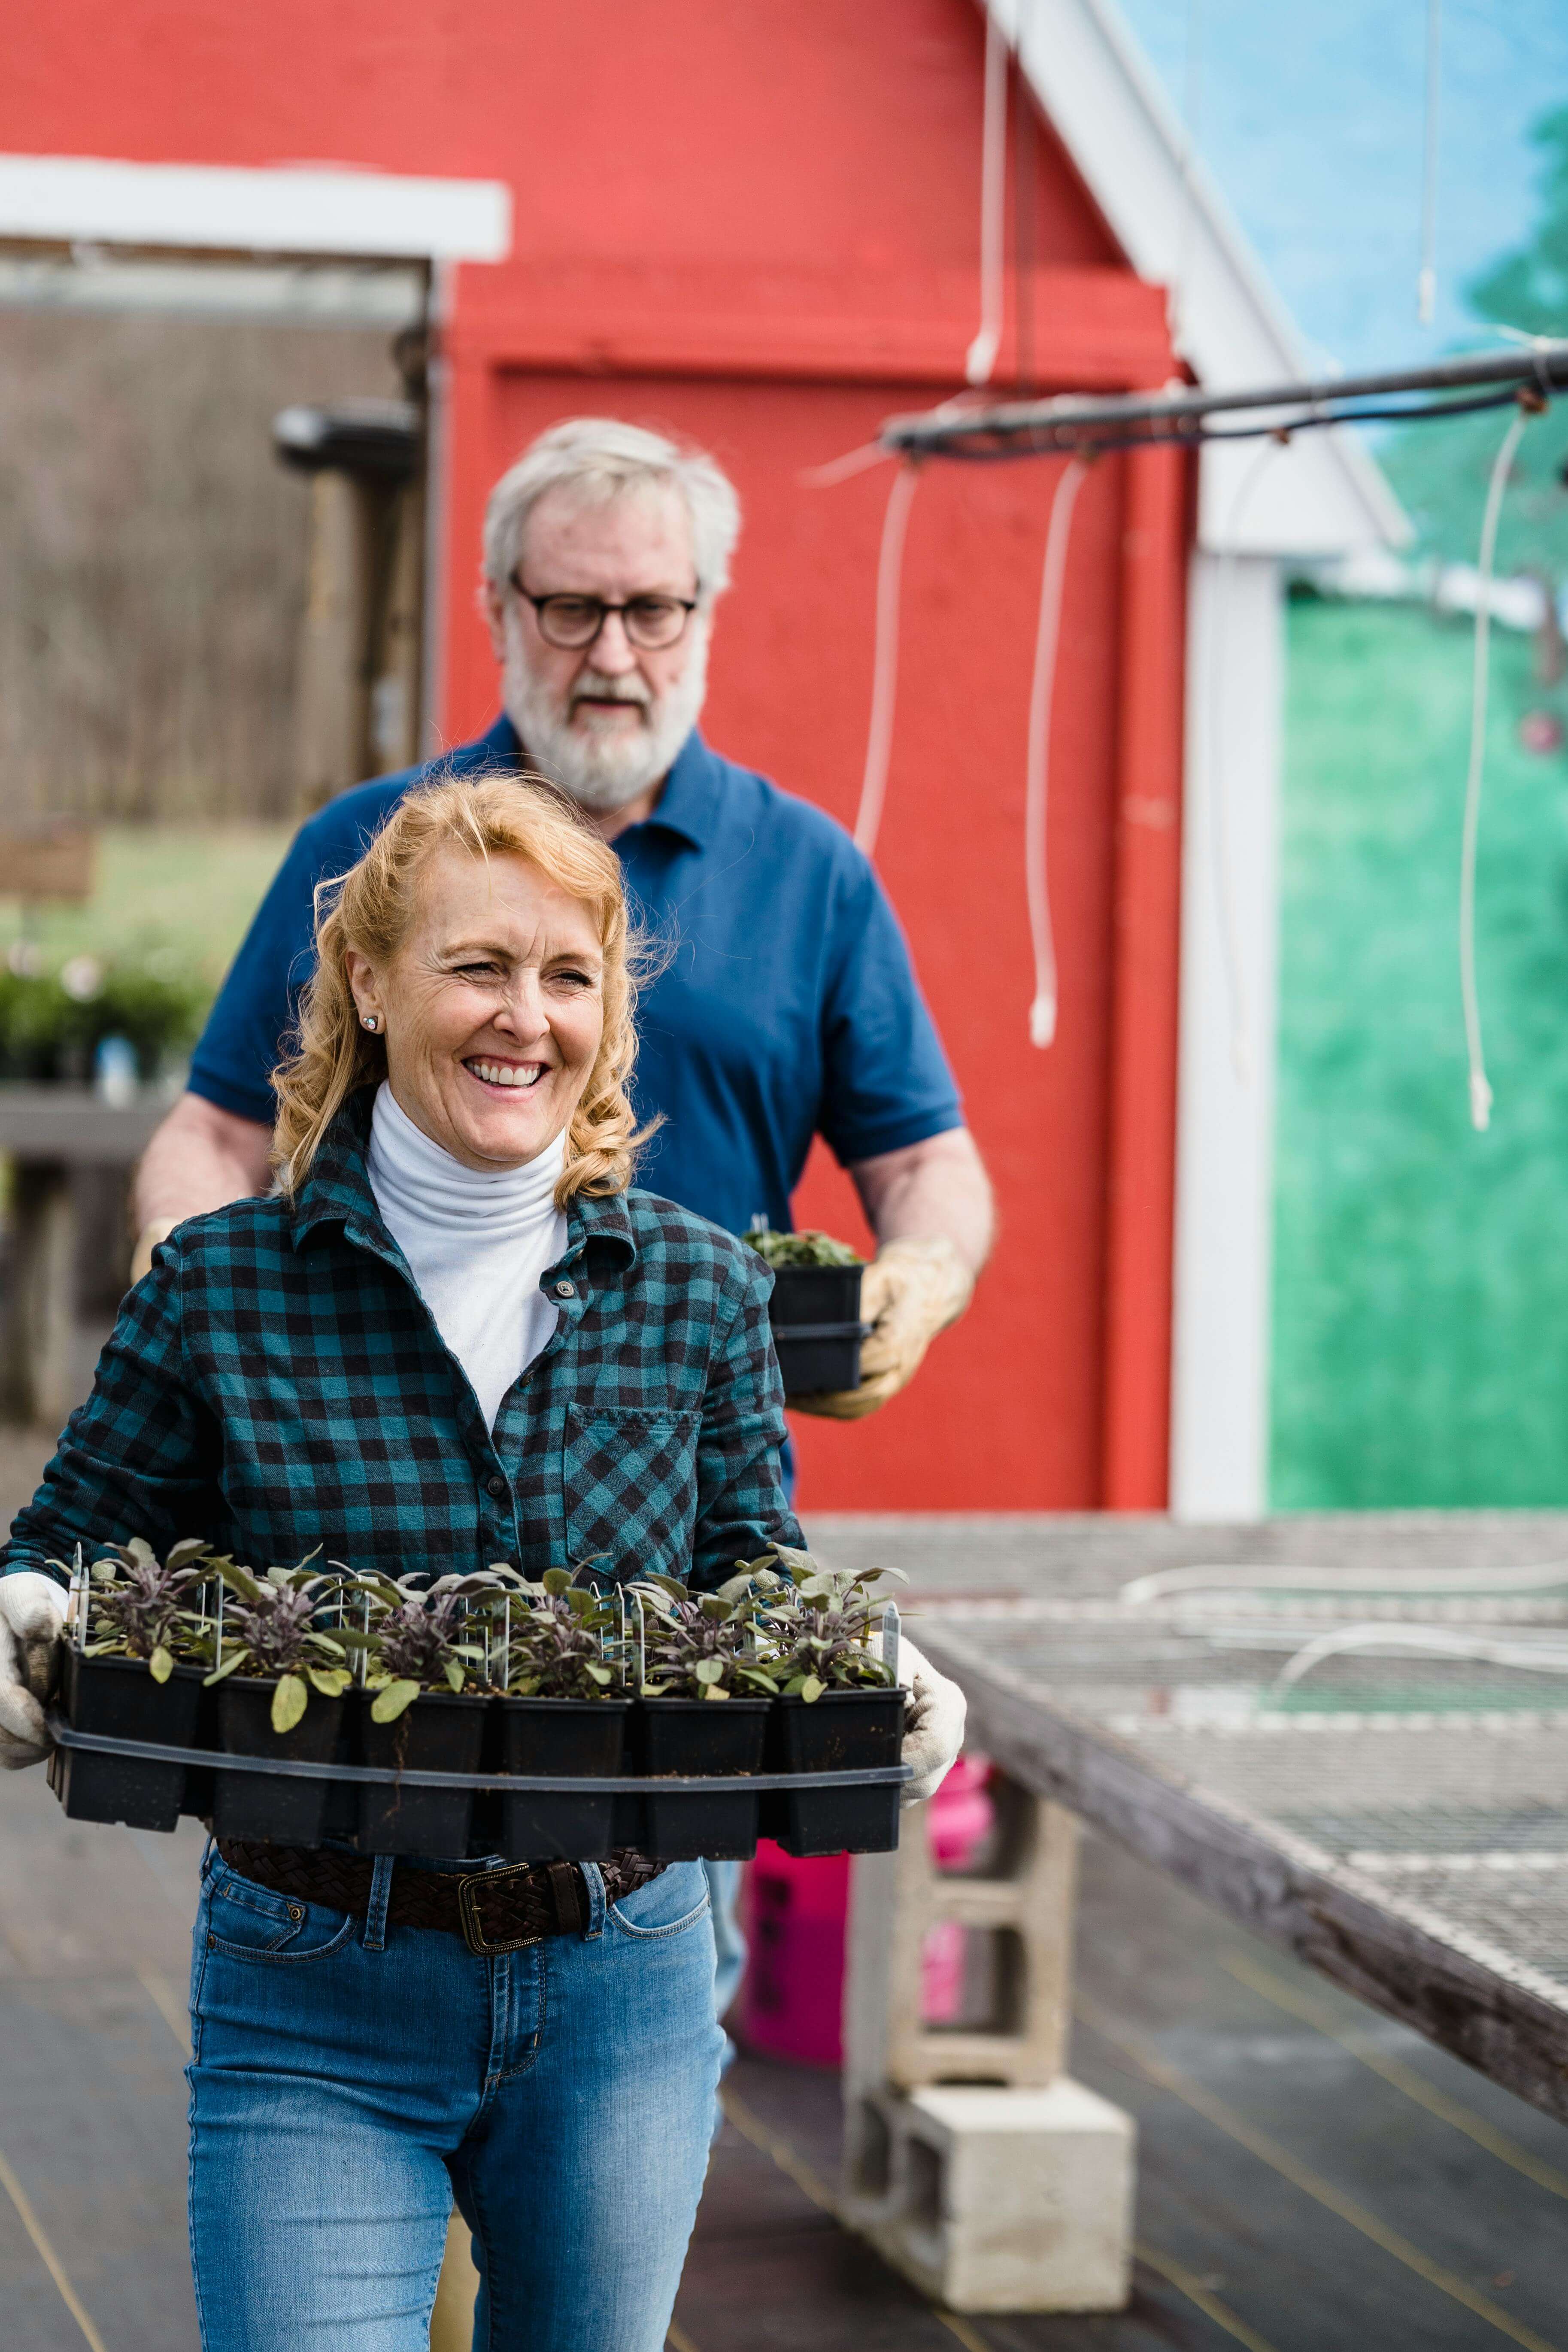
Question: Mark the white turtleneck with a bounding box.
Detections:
[367,1082,569,1429]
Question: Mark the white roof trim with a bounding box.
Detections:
[985,0,1408,554]
[0,155,511,266]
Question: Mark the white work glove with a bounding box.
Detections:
[0,1573,68,1769]
[792,1235,974,1421]
[898,1634,966,1806]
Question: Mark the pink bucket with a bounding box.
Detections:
[737,1754,993,2068]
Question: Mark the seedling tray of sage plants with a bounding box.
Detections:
[46,1545,910,1860]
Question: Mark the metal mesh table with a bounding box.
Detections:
[910,1570,1568,2124]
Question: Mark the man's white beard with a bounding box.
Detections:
[500,624,709,815]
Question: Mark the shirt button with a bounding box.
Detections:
[486,1474,507,1499]
[554,1280,576,1299]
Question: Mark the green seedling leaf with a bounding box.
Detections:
[698,1595,733,1621]
[370,1679,421,1724]
[203,1646,250,1685]
[799,1674,825,1704]
[90,1561,117,1584]
[564,1587,597,1617]
[149,1645,173,1684]
[166,1538,209,1572]
[585,1662,613,1686]
[702,1682,730,1700]
[217,1562,264,1605]
[693,1658,725,1684]
[307,1667,352,1698]
[126,1537,156,1565]
[271,1674,308,1734]
[444,1660,465,1693]
[542,1567,572,1596]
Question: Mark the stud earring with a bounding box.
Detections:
[361,1014,379,1033]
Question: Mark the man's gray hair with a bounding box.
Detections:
[482,417,742,604]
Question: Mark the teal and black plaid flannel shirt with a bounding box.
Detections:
[2,1092,801,1592]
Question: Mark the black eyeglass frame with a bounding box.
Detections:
[507,576,700,651]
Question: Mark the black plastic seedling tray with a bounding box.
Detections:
[767,1264,870,1397]
[764,1687,908,1856]
[47,1716,910,1863]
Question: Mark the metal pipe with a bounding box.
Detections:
[880,338,1568,456]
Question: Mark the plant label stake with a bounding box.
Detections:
[69,1542,88,1654]
[880,1600,901,1687]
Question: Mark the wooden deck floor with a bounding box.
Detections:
[3,1775,1566,2351]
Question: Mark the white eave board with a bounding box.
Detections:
[0,155,512,266]
[984,0,1409,556]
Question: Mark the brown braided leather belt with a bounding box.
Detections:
[215,1840,667,1957]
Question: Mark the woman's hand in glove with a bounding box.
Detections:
[898,1635,966,1805]
[0,1573,68,1769]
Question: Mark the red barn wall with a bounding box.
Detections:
[1,0,1188,1511]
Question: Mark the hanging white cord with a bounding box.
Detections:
[965,9,1009,386]
[1207,437,1285,1086]
[1024,458,1087,1047]
[1418,0,1442,325]
[852,464,920,857]
[1459,406,1528,1133]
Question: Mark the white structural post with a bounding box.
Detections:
[1169,549,1284,1521]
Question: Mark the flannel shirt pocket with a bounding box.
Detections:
[564,1404,700,1580]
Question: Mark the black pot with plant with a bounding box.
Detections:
[53,1538,214,1831]
[761,1551,907,1855]
[743,1224,867,1397]
[494,1569,631,1861]
[201,1564,353,1844]
[349,1576,495,1854]
[632,1573,779,1860]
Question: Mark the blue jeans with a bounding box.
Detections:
[186,1846,722,2351]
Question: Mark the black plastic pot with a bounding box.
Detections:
[498,1697,632,1861]
[54,1650,203,1832]
[640,1696,770,1860]
[357,1689,491,1856]
[211,1679,346,1846]
[767,1264,867,1398]
[767,1686,906,1856]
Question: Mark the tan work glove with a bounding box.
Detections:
[130,1218,178,1286]
[898,1634,967,1805]
[792,1235,974,1421]
[0,1573,68,1769]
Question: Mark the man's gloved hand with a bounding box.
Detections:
[792,1235,974,1421]
[0,1573,67,1769]
[898,1634,966,1806]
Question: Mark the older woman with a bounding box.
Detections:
[0,774,963,2351]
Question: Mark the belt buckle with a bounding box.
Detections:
[457,1863,545,1958]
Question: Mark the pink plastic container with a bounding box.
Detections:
[737,1754,993,2068]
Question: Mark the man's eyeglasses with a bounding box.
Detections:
[509,577,698,652]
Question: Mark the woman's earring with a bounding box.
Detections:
[361,1014,379,1033]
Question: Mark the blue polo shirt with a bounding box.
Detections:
[189,718,962,1238]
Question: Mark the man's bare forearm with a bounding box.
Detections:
[133,1093,274,1233]
[848,1126,995,1276]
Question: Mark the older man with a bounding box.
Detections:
[133,417,993,1402]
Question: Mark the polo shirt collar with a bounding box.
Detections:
[466,715,720,853]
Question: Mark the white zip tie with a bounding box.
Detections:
[1024,458,1088,1046]
[966,9,1009,386]
[852,463,920,858]
[1459,405,1528,1133]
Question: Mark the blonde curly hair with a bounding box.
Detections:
[272,771,649,1202]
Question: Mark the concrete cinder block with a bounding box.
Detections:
[842,2078,1135,2314]
[844,1780,1078,2091]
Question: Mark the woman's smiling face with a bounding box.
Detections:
[345,844,605,1171]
